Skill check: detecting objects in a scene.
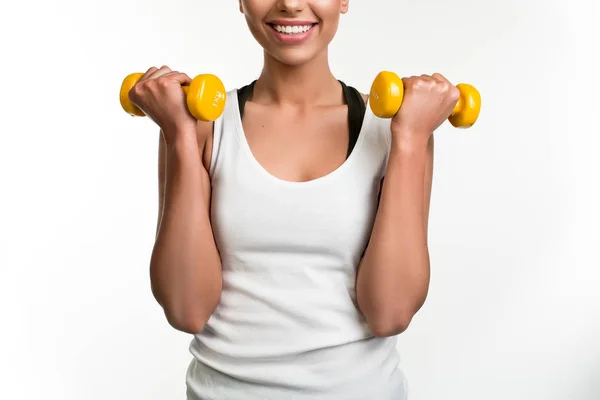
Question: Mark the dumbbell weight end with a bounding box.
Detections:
[120,73,146,117]
[448,83,480,128]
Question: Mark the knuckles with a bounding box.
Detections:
[448,86,460,102]
[157,76,172,88]
[405,73,459,101]
[130,69,180,100]
[130,81,150,99]
[128,84,143,101]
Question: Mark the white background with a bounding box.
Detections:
[1,0,599,399]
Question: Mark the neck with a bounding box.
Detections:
[252,48,342,107]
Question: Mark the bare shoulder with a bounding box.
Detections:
[197,120,215,173]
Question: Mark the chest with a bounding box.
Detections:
[210,170,382,271]
[241,103,350,183]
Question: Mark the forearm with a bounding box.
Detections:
[356,134,432,337]
[150,136,222,334]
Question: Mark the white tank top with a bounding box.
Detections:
[186,88,407,400]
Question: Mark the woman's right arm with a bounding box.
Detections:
[150,122,222,334]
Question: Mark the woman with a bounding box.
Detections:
[129,1,460,398]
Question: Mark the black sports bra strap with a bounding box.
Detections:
[237,80,257,119]
[339,80,366,158]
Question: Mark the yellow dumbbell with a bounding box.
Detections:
[119,72,227,122]
[369,71,481,128]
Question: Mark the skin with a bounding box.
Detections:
[129,0,460,336]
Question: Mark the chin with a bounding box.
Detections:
[267,47,325,67]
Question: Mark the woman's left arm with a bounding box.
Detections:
[356,73,458,337]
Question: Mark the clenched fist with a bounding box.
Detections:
[128,65,197,142]
[390,73,460,146]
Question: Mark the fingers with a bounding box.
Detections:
[404,74,439,86]
[414,73,452,86]
[147,65,173,80]
[167,72,193,85]
[401,75,419,86]
[136,66,192,90]
[418,73,458,94]
[153,71,191,87]
[138,65,174,83]
[432,73,460,100]
[431,73,456,92]
[402,73,460,104]
[138,67,158,83]
[402,75,436,90]
[431,72,452,86]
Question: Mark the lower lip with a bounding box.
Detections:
[268,24,316,44]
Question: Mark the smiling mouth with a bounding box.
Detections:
[267,23,318,35]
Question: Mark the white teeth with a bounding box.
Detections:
[273,24,313,34]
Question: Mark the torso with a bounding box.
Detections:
[187,86,404,399]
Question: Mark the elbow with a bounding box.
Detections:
[367,310,415,337]
[164,308,211,334]
[152,285,219,335]
[159,291,221,335]
[363,295,427,337]
[149,263,222,335]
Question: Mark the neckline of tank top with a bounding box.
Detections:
[228,87,374,188]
